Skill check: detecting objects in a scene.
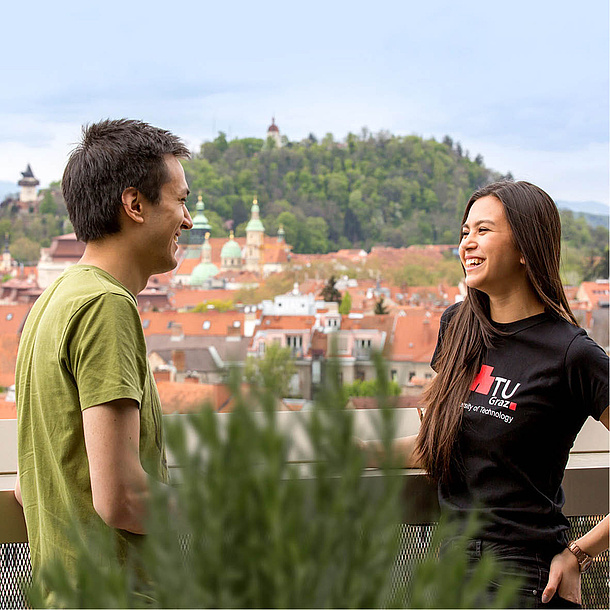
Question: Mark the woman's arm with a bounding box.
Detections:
[359,434,422,469]
[542,406,609,604]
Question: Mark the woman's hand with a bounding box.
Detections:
[353,437,380,468]
[541,548,581,604]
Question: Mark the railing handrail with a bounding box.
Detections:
[1,411,607,544]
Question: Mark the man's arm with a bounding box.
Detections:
[14,471,22,506]
[82,399,149,534]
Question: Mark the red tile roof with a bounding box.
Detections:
[0,304,32,334]
[389,310,442,363]
[259,315,316,330]
[0,335,19,388]
[577,281,609,310]
[156,381,234,413]
[140,310,245,336]
[0,397,16,419]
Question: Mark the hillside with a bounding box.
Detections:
[182,131,505,253]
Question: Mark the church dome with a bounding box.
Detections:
[221,233,242,259]
[190,261,219,286]
[192,195,211,232]
[245,197,265,233]
[267,117,279,133]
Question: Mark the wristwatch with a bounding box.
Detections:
[567,541,592,572]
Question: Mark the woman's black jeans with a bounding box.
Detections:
[448,539,582,609]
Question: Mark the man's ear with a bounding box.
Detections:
[121,187,145,224]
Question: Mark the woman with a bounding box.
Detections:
[364,181,608,608]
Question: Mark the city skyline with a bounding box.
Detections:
[0,0,608,205]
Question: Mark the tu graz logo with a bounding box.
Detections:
[470,365,520,411]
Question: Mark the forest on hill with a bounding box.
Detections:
[183,130,504,253]
[0,129,607,283]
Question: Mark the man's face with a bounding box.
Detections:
[143,155,193,274]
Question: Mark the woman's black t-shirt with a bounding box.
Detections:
[433,304,608,554]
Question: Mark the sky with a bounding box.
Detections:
[1,0,608,205]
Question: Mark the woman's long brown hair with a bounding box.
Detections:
[415,181,578,483]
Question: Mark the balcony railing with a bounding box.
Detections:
[1,412,608,608]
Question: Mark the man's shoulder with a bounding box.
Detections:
[58,266,135,303]
[25,266,137,337]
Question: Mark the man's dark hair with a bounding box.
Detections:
[62,119,190,242]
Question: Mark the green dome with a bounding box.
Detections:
[245,198,265,233]
[246,217,265,232]
[221,237,242,259]
[192,195,211,232]
[190,261,219,286]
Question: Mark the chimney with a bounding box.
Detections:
[172,350,186,373]
[153,369,171,383]
[423,318,432,344]
[171,323,184,341]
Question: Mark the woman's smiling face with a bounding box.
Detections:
[459,195,526,297]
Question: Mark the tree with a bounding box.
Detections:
[39,190,58,215]
[343,378,401,398]
[192,299,234,313]
[319,275,342,303]
[10,237,40,263]
[339,291,352,315]
[244,342,296,398]
[374,295,389,315]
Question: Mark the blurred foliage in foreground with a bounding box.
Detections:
[26,357,517,608]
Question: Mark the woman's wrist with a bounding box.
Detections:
[565,542,592,572]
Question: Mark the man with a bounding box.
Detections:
[14,119,193,580]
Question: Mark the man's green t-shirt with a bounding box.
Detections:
[16,265,168,578]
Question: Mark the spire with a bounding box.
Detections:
[192,194,211,232]
[21,164,35,179]
[277,223,285,243]
[201,231,212,263]
[246,196,265,233]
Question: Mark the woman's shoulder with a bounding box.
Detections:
[440,302,462,325]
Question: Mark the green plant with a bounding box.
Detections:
[27,357,517,608]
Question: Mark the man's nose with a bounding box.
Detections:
[182,206,194,230]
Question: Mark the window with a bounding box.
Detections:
[142,319,150,329]
[312,361,321,384]
[391,370,397,382]
[202,321,211,330]
[258,342,266,355]
[6,313,13,321]
[286,335,303,348]
[356,339,372,350]
[409,372,416,381]
[289,373,300,395]
[233,321,241,327]
[356,371,365,381]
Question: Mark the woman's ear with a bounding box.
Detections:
[121,187,145,224]
[520,255,525,265]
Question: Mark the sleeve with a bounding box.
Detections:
[564,332,609,421]
[431,302,460,371]
[65,293,148,411]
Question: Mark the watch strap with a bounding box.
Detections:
[567,541,592,572]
